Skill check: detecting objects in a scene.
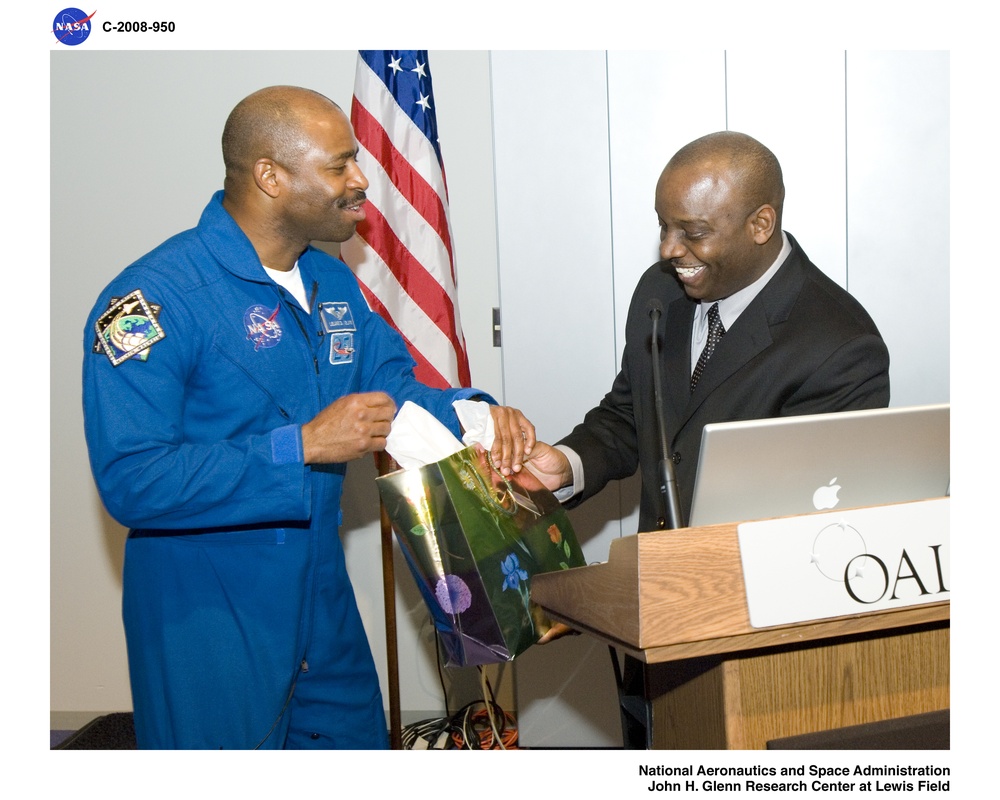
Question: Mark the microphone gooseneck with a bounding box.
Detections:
[647,299,684,530]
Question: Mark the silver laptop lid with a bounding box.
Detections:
[687,403,950,527]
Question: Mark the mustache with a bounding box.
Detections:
[337,192,367,208]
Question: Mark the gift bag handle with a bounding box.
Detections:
[464,450,519,517]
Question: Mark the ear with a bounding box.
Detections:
[252,158,282,198]
[747,204,778,245]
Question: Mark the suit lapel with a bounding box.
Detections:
[678,240,808,425]
[686,303,773,403]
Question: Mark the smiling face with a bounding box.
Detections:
[275,105,369,245]
[655,159,777,302]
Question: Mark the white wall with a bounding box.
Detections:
[51,50,949,747]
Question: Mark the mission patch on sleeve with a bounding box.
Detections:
[93,289,166,366]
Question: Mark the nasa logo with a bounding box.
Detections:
[52,8,95,46]
[244,303,283,351]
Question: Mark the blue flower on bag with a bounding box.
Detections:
[501,553,529,591]
[500,552,534,628]
[435,574,473,615]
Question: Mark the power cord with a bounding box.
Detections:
[399,665,518,750]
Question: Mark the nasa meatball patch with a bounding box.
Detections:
[244,302,283,351]
[94,290,165,366]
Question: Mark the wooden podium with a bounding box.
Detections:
[531,515,950,749]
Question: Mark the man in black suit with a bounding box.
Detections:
[526,131,890,532]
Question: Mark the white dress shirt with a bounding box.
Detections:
[689,232,791,373]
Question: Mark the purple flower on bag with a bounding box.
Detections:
[501,553,529,591]
[435,574,472,615]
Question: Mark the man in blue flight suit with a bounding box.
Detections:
[82,86,536,749]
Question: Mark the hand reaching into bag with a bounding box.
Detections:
[487,404,537,476]
[522,441,574,492]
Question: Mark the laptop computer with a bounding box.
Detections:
[687,403,950,527]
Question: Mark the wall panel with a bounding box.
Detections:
[846,51,949,406]
[727,50,849,285]
[606,50,728,366]
[491,50,623,747]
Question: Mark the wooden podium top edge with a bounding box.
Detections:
[532,501,950,662]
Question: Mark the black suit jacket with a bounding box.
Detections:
[559,234,890,531]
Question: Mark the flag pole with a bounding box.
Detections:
[348,51,473,749]
[376,450,403,749]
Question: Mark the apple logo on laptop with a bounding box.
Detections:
[812,478,842,510]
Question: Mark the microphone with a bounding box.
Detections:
[647,299,684,529]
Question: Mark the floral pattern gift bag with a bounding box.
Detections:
[377,444,586,666]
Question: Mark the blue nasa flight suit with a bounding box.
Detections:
[83,192,490,749]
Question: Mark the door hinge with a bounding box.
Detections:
[492,307,502,347]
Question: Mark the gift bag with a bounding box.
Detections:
[377,445,585,666]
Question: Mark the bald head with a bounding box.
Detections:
[666,131,784,227]
[655,131,786,301]
[219,85,369,268]
[222,86,344,193]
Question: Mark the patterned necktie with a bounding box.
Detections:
[690,302,726,392]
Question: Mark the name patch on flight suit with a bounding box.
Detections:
[319,301,356,365]
[93,289,165,366]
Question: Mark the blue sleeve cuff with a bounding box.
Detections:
[271,424,304,465]
[453,388,498,405]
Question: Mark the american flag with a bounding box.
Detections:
[341,50,472,389]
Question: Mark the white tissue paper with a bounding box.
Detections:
[384,400,494,469]
[453,399,495,450]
